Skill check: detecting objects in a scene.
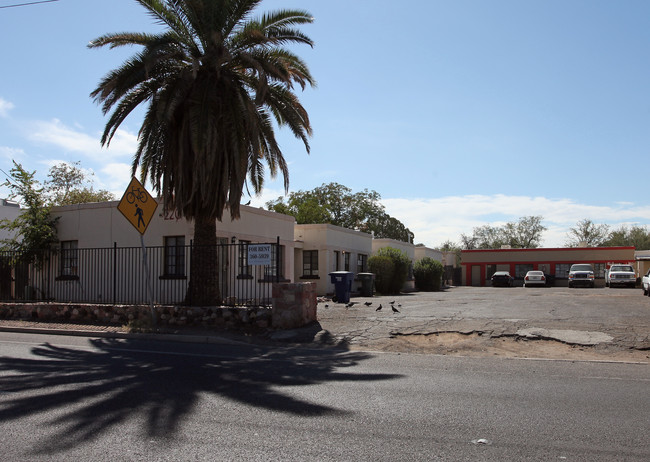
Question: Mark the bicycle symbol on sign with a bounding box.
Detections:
[125,186,148,204]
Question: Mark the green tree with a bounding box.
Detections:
[603,225,650,249]
[413,257,443,291]
[47,161,114,205]
[503,216,546,248]
[460,216,546,249]
[267,182,414,242]
[565,219,610,247]
[90,0,315,305]
[0,162,59,266]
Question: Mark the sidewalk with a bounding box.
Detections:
[0,318,260,346]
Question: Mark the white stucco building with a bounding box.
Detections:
[294,223,373,295]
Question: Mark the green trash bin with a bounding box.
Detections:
[357,272,375,297]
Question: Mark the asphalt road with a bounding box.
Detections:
[0,331,648,461]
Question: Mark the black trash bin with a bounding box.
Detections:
[329,271,354,303]
[357,272,375,297]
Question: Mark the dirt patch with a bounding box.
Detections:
[355,332,650,362]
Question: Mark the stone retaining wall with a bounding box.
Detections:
[0,283,318,330]
[0,302,273,329]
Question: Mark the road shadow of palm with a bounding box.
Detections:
[0,339,401,455]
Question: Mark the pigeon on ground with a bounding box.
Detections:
[346,302,356,308]
[391,305,400,313]
[364,302,372,306]
[375,304,383,311]
[324,304,329,308]
[397,303,402,308]
[389,300,395,305]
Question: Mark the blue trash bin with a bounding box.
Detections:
[329,271,354,304]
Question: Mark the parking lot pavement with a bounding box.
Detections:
[314,286,650,360]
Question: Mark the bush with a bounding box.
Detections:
[368,255,394,294]
[369,247,411,294]
[414,257,444,291]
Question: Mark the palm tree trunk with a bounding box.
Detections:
[187,215,220,306]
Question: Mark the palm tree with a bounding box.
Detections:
[89,0,315,305]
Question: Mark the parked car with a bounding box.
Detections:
[491,271,514,287]
[568,263,595,288]
[642,269,650,296]
[605,264,636,288]
[523,270,546,287]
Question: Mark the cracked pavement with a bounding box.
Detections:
[312,286,650,361]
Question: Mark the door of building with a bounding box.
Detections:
[471,265,481,286]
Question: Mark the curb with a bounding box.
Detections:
[0,325,250,346]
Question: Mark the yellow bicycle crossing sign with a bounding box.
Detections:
[117,177,158,235]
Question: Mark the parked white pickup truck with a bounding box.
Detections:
[605,264,636,288]
[643,269,650,296]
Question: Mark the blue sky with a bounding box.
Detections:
[1,0,649,248]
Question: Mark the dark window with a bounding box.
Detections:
[344,252,350,271]
[357,254,368,273]
[555,263,570,279]
[334,251,340,271]
[593,263,606,279]
[515,264,533,278]
[164,236,185,276]
[264,245,284,279]
[60,240,78,276]
[303,250,319,277]
[486,264,497,279]
[238,240,251,277]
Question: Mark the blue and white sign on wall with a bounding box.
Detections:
[248,244,272,265]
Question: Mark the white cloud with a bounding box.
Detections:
[28,119,137,161]
[0,146,25,163]
[382,195,650,248]
[99,162,135,197]
[0,98,14,118]
[248,186,287,208]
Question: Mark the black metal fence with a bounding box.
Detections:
[0,241,282,307]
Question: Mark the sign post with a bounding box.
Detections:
[118,177,158,325]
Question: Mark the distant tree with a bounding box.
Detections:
[565,219,610,247]
[459,232,478,250]
[503,216,546,248]
[363,212,414,244]
[267,182,414,242]
[47,161,114,205]
[474,224,508,249]
[0,161,58,266]
[438,240,461,266]
[438,240,459,251]
[460,216,546,250]
[603,225,650,249]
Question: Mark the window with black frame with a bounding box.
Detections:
[302,250,319,278]
[555,263,571,279]
[357,253,368,273]
[59,240,78,279]
[163,236,185,277]
[238,240,251,278]
[264,245,284,280]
